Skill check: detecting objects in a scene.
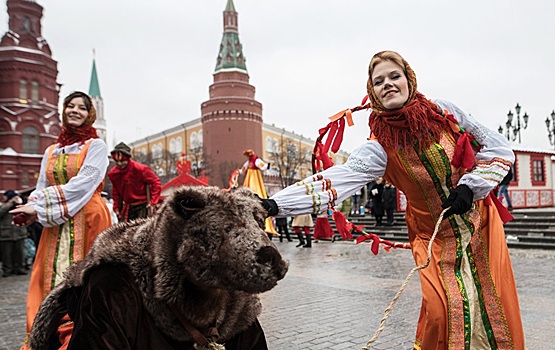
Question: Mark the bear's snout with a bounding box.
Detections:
[256,245,288,279]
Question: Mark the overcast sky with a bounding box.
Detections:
[2,0,555,153]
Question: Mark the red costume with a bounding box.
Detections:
[107,159,161,221]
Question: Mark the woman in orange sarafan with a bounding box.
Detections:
[265,51,524,349]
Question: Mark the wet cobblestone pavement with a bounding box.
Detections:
[2,241,554,349]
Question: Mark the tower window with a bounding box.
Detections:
[22,126,39,153]
[19,79,28,101]
[31,81,39,102]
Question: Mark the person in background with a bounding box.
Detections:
[498,167,513,210]
[369,177,385,226]
[239,149,278,236]
[107,142,161,222]
[351,187,363,215]
[9,91,111,346]
[275,216,292,242]
[313,211,335,242]
[261,51,523,349]
[0,190,28,277]
[382,180,397,226]
[291,214,313,248]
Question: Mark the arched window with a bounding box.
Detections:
[22,126,39,153]
[265,136,273,153]
[175,137,183,154]
[19,79,27,100]
[197,130,203,147]
[31,80,39,102]
[169,139,176,154]
[190,132,198,150]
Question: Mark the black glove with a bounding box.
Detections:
[256,195,278,217]
[441,184,473,219]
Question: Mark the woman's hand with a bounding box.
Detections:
[9,205,38,226]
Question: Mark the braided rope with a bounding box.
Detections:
[361,207,449,350]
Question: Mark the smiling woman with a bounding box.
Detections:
[265,50,524,350]
[9,91,112,349]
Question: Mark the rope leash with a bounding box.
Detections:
[360,207,449,350]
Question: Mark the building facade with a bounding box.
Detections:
[0,0,60,190]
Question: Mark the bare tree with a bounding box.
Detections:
[189,146,204,178]
[267,138,311,188]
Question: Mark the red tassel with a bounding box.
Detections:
[485,191,514,224]
[355,233,380,255]
[452,132,476,169]
[331,118,345,153]
[331,210,354,240]
[313,141,334,171]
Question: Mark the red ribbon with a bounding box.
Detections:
[331,210,354,240]
[484,191,514,224]
[451,131,476,170]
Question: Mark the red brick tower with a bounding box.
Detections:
[201,0,263,187]
[0,0,60,190]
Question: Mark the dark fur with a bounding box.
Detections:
[29,186,288,349]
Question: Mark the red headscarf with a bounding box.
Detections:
[366,51,447,150]
[56,91,99,147]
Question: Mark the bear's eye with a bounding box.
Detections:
[224,225,233,234]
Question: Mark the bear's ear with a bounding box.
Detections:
[173,192,205,218]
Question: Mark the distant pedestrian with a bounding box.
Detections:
[382,181,397,226]
[275,216,292,242]
[351,188,363,215]
[292,214,313,248]
[313,211,335,241]
[369,177,385,226]
[0,190,28,277]
[498,168,513,209]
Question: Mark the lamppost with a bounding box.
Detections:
[498,103,529,143]
[545,110,555,149]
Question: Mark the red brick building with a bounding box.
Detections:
[0,0,60,190]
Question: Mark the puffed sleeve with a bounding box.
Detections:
[30,139,109,227]
[254,157,270,171]
[271,140,387,217]
[32,145,52,192]
[435,99,515,200]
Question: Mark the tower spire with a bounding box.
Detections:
[88,52,106,142]
[215,0,247,73]
[88,51,101,98]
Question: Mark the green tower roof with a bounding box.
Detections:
[225,0,236,12]
[215,0,247,73]
[88,58,101,98]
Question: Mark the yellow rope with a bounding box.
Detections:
[361,207,449,350]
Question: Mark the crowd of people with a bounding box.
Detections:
[2,48,525,349]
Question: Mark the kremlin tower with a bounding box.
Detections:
[0,0,60,190]
[88,54,107,144]
[201,0,264,186]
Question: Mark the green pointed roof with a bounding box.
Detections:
[214,0,247,73]
[225,0,236,12]
[88,58,101,98]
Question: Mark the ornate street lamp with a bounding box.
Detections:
[545,110,555,149]
[498,103,529,143]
